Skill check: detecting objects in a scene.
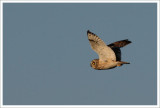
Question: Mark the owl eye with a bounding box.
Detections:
[92,62,95,65]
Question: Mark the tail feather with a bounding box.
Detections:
[117,61,130,66]
[108,39,131,48]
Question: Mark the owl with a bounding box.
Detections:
[87,30,131,70]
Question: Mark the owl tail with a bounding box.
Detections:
[117,61,130,66]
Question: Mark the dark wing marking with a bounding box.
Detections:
[108,39,131,48]
[111,47,121,61]
[87,30,106,52]
[108,39,131,61]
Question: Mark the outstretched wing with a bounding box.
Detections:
[87,30,116,62]
[108,39,131,48]
[108,39,131,61]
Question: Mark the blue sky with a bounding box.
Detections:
[3,3,157,105]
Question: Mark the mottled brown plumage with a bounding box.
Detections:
[87,30,131,70]
[108,39,131,48]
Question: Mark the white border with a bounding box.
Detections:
[0,0,159,108]
[0,0,159,3]
[157,0,160,108]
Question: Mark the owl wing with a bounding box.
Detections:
[108,39,131,48]
[87,30,116,62]
[108,39,131,61]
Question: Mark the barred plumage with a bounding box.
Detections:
[87,30,131,70]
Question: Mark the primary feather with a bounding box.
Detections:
[87,30,116,62]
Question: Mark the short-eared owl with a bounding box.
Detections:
[87,30,131,70]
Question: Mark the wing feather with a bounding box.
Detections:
[87,30,116,62]
[108,39,131,61]
[108,39,131,48]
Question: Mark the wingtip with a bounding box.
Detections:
[125,39,132,44]
[87,30,96,36]
[87,30,91,34]
[128,40,132,44]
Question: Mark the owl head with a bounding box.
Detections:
[90,59,99,69]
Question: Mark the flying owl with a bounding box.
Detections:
[87,30,131,70]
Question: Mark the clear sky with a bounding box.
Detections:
[3,3,157,105]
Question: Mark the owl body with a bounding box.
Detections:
[87,30,131,70]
